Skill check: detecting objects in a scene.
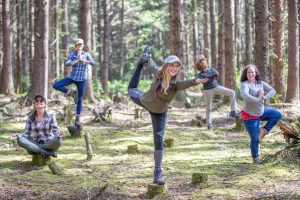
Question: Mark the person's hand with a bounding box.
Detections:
[77,51,82,61]
[58,131,65,139]
[10,134,19,141]
[258,88,265,101]
[195,78,209,84]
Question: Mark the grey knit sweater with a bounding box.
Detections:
[240,81,276,116]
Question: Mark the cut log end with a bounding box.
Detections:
[68,125,83,138]
[147,183,167,199]
[191,173,208,187]
[127,145,138,154]
[164,138,174,148]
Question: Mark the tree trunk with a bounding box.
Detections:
[61,0,70,77]
[192,0,199,76]
[224,0,236,92]
[286,0,299,102]
[32,0,49,98]
[16,0,23,94]
[203,0,210,64]
[254,0,269,81]
[217,0,225,85]
[169,0,185,101]
[0,0,14,95]
[244,0,251,65]
[101,0,109,96]
[119,0,124,78]
[49,0,57,98]
[209,0,217,67]
[80,0,96,102]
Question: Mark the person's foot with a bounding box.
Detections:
[75,115,81,127]
[253,157,260,165]
[258,127,268,144]
[69,90,78,104]
[153,169,165,185]
[229,111,239,118]
[138,46,152,65]
[207,124,213,130]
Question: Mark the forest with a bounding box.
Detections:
[0,0,299,199]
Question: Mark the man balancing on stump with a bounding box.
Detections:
[53,38,95,127]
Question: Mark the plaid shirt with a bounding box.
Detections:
[22,111,60,143]
[65,51,95,81]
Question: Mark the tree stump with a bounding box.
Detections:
[93,105,112,123]
[84,132,93,161]
[127,145,138,154]
[48,161,65,175]
[147,183,167,199]
[68,125,82,138]
[191,173,208,186]
[134,108,142,119]
[164,138,174,148]
[63,97,73,125]
[31,154,51,166]
[235,118,244,131]
[191,115,206,127]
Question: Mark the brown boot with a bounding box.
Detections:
[258,128,268,144]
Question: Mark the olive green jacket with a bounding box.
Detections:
[140,58,197,113]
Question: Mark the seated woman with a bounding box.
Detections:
[11,95,63,158]
[194,55,239,129]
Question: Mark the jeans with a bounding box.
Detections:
[243,107,282,158]
[128,63,166,150]
[53,77,86,115]
[17,136,62,155]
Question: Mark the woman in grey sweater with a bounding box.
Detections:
[240,65,282,164]
[195,55,239,129]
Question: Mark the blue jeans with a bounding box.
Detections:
[53,77,86,115]
[243,107,282,158]
[128,63,166,150]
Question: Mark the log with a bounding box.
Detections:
[68,125,82,138]
[84,132,93,161]
[164,138,174,148]
[191,173,208,186]
[134,108,142,119]
[127,145,138,154]
[191,115,206,127]
[48,161,65,175]
[63,99,72,125]
[235,118,244,131]
[147,183,167,199]
[31,154,51,166]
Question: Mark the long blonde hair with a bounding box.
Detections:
[155,63,178,94]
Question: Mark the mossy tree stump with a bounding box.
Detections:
[191,173,208,187]
[32,154,51,166]
[68,125,82,138]
[48,161,65,175]
[235,118,244,131]
[163,138,174,148]
[147,183,167,199]
[127,145,138,154]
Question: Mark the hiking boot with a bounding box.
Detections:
[207,124,213,130]
[253,157,260,165]
[69,90,78,104]
[229,111,239,118]
[138,46,152,65]
[153,169,165,185]
[75,115,81,127]
[258,127,268,144]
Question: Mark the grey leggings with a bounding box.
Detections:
[17,136,62,155]
[203,85,236,125]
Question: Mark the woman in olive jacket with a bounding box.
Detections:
[128,47,207,185]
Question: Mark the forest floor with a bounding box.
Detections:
[0,93,299,200]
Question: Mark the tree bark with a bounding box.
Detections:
[0,0,14,95]
[254,0,269,80]
[217,0,225,85]
[101,0,109,96]
[61,0,70,77]
[16,0,23,94]
[244,0,251,65]
[203,0,210,64]
[286,0,299,102]
[32,0,49,98]
[210,0,217,67]
[80,0,96,102]
[224,0,236,92]
[274,0,285,101]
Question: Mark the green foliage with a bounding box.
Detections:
[108,79,152,94]
[270,94,283,103]
[21,76,30,93]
